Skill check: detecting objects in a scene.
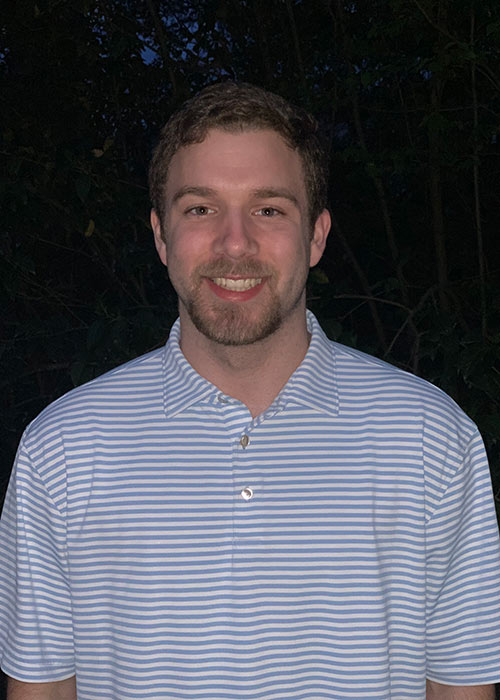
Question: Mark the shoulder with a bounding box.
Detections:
[329,339,477,443]
[23,346,166,446]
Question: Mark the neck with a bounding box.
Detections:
[178,308,311,417]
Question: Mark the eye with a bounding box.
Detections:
[256,207,281,217]
[186,205,215,216]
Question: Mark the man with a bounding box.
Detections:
[1,82,500,699]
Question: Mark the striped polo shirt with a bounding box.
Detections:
[1,311,500,699]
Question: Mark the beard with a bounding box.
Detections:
[176,259,305,346]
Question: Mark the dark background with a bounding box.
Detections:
[1,0,500,695]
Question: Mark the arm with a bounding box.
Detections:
[426,679,495,699]
[0,446,75,694]
[7,676,77,700]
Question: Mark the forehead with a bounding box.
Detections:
[165,128,307,202]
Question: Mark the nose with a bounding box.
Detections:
[212,210,258,259]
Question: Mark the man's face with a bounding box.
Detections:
[151,128,330,346]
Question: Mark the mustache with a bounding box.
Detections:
[195,259,275,278]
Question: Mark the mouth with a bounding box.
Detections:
[211,277,263,291]
[205,275,267,302]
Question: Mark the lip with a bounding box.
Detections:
[205,277,266,302]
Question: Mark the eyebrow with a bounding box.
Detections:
[171,185,300,209]
[171,186,217,204]
[251,188,300,208]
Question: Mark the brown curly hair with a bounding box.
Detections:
[148,82,328,231]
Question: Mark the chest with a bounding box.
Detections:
[64,413,426,577]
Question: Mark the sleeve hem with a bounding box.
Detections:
[426,673,500,686]
[1,660,75,684]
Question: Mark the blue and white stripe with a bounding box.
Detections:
[1,311,500,699]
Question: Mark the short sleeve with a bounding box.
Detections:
[0,439,75,681]
[425,429,500,685]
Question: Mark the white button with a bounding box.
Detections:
[241,487,254,501]
[240,434,250,448]
[217,394,229,403]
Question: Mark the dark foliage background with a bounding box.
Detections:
[1,0,500,694]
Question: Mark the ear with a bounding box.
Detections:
[309,209,331,267]
[151,209,168,266]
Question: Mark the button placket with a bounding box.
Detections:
[238,433,252,500]
[237,430,254,506]
[232,424,263,548]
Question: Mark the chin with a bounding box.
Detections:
[190,303,283,346]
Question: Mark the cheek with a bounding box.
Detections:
[166,235,198,266]
[167,224,213,259]
[280,236,311,266]
[165,238,209,291]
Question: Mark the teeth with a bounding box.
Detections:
[212,277,262,291]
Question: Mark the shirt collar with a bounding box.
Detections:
[162,319,218,417]
[276,310,339,416]
[162,310,339,418]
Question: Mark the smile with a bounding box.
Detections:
[211,277,263,291]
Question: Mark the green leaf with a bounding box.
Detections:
[84,219,95,237]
